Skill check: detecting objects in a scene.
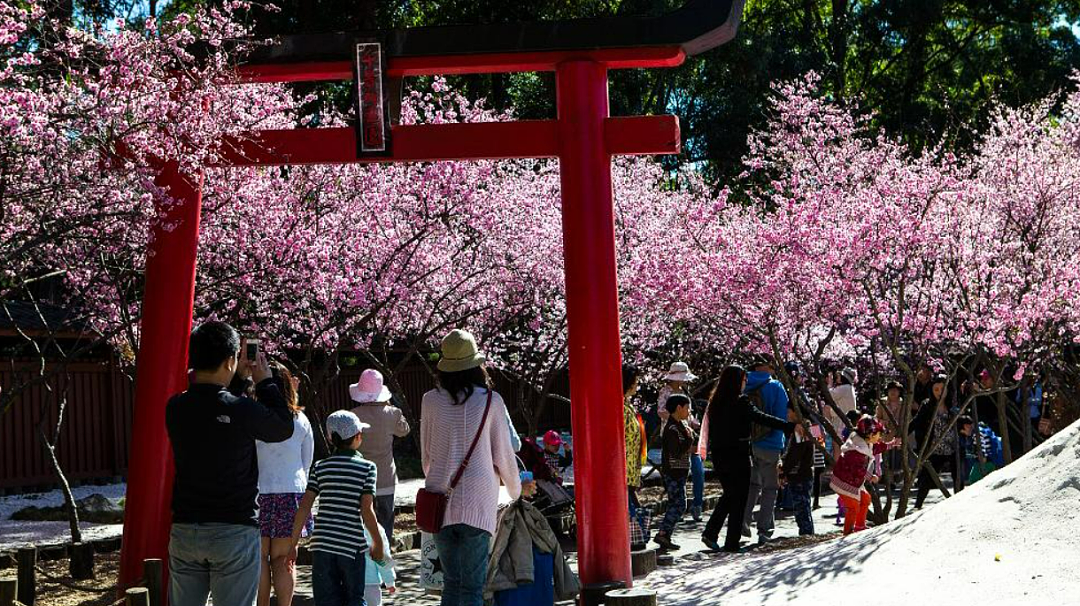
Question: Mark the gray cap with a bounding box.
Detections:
[325,410,370,441]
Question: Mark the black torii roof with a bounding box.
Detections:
[0,300,91,336]
[243,0,745,65]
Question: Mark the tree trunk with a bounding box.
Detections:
[605,588,657,606]
[39,428,82,544]
[525,390,540,439]
[515,380,531,436]
[881,459,894,520]
[895,459,914,518]
[829,0,849,95]
[358,0,377,29]
[144,558,164,606]
[1022,400,1033,454]
[895,382,916,518]
[996,391,1012,464]
[125,588,150,606]
[49,0,73,24]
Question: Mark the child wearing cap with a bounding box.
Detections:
[290,410,385,606]
[829,415,898,535]
[542,430,573,482]
[654,394,696,550]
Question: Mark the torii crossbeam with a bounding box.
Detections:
[119,0,746,591]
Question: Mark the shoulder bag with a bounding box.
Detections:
[415,389,494,534]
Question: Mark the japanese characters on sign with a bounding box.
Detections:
[354,42,388,155]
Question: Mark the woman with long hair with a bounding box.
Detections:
[420,329,520,606]
[913,374,959,508]
[255,362,314,606]
[700,364,793,552]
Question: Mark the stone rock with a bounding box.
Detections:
[75,494,124,524]
[10,494,124,524]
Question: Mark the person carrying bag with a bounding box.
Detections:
[416,389,493,533]
[420,329,521,606]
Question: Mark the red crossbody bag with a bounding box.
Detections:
[415,389,493,534]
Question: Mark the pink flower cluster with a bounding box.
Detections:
[4,3,1079,393]
[636,73,1080,376]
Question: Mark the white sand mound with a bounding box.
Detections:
[645,419,1080,605]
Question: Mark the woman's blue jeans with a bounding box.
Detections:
[435,524,492,606]
[690,454,705,511]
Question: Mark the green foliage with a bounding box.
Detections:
[661,0,1080,181]
[157,0,1080,181]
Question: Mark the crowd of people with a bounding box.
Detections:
[162,320,1039,606]
[621,354,1031,555]
[165,322,528,606]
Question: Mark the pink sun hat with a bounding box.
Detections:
[349,369,392,404]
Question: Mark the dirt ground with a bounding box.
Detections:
[638,478,722,509]
[29,551,120,606]
[23,478,721,605]
[394,511,416,537]
[24,518,834,606]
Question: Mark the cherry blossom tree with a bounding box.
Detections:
[0,0,292,567]
[6,0,1080,532]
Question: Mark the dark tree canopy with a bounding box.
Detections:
[144,0,1080,180]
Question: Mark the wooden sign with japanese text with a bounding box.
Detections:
[354,41,389,156]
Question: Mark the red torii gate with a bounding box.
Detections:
[119,0,745,591]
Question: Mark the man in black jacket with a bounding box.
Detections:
[701,366,794,553]
[166,321,294,606]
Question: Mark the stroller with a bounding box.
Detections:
[518,438,577,539]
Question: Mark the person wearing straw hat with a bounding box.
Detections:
[658,361,704,521]
[349,369,410,542]
[658,362,698,427]
[421,329,521,606]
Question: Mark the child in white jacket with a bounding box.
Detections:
[364,525,396,606]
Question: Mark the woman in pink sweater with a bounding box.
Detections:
[421,329,520,606]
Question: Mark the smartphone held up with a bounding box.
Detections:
[245,338,260,361]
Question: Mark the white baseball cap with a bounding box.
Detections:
[326,410,370,441]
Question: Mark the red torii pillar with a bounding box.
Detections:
[556,61,631,584]
[119,52,682,590]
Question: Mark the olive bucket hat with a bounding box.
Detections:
[437,329,486,372]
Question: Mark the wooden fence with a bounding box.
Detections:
[0,357,571,491]
[1,358,134,490]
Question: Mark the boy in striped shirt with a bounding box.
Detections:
[290,410,385,606]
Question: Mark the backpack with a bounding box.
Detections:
[746,384,772,442]
[980,423,1005,468]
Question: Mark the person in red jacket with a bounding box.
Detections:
[829,416,898,535]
